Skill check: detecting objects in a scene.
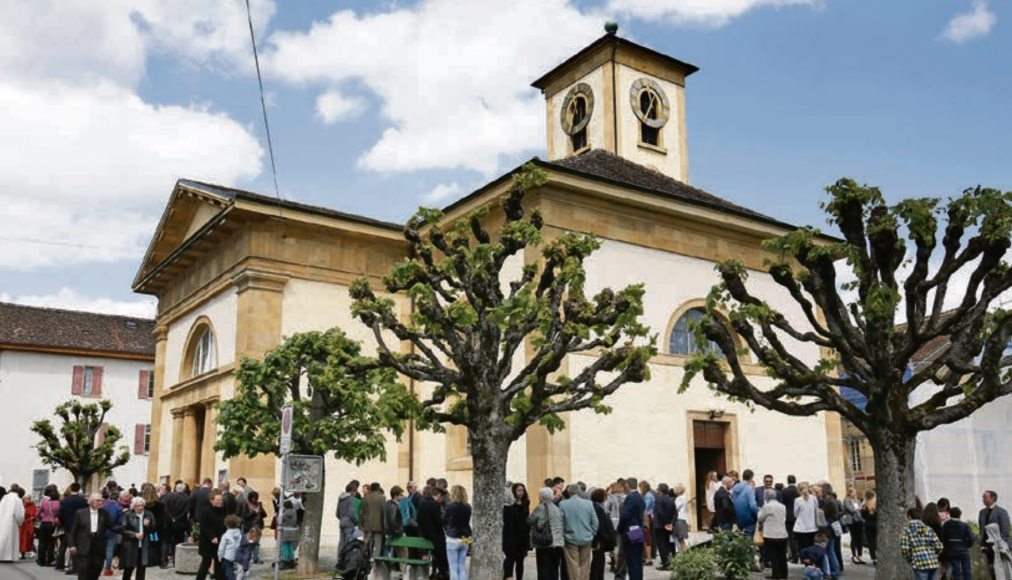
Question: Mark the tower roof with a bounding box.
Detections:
[531,33,699,93]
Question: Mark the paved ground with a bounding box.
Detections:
[0,553,880,580]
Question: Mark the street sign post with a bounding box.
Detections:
[275,404,294,580]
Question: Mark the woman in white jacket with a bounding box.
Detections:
[793,482,820,553]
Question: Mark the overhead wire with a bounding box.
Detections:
[244,0,284,220]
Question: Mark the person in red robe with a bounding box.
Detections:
[19,495,37,559]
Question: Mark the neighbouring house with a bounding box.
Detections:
[135,28,846,543]
[0,302,155,493]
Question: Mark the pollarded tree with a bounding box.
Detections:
[684,179,1012,580]
[31,399,130,490]
[215,329,413,575]
[350,166,655,580]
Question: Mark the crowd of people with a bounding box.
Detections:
[0,477,274,580]
[2,471,1011,580]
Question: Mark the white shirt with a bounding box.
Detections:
[90,509,99,534]
[793,495,819,533]
[675,495,688,522]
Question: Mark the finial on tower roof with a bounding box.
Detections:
[604,21,618,35]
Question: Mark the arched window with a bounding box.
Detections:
[568,95,588,151]
[183,322,217,379]
[669,307,723,357]
[561,83,593,154]
[639,89,661,146]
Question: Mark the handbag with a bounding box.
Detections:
[625,525,644,543]
[831,521,843,537]
[531,508,553,548]
[816,508,826,528]
[753,528,764,546]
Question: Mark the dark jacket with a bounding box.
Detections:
[800,543,827,568]
[652,493,676,529]
[941,519,976,557]
[120,510,155,569]
[443,501,472,539]
[417,497,445,548]
[190,486,212,524]
[502,503,530,554]
[337,493,358,530]
[198,506,227,558]
[162,491,189,532]
[979,505,1012,548]
[60,494,88,529]
[618,490,645,540]
[68,507,113,560]
[713,486,735,528]
[593,502,617,552]
[780,486,800,523]
[755,486,780,508]
[385,499,404,536]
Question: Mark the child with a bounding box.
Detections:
[941,507,975,580]
[218,515,243,580]
[278,499,299,570]
[799,532,829,580]
[235,527,260,580]
[900,507,943,580]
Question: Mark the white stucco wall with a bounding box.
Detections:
[282,279,407,544]
[548,67,606,160]
[615,63,682,180]
[163,289,237,386]
[0,350,152,493]
[566,238,831,493]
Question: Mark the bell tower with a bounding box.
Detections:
[531,23,699,182]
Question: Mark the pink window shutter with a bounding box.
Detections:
[134,424,145,455]
[92,367,104,396]
[71,366,84,395]
[138,370,150,399]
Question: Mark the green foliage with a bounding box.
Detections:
[668,546,717,580]
[349,164,655,441]
[31,399,130,487]
[711,531,757,580]
[215,328,413,463]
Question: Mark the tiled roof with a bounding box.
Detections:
[177,179,403,231]
[548,149,787,227]
[0,302,155,357]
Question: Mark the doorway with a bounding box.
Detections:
[693,420,728,530]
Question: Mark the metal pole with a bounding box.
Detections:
[274,455,286,580]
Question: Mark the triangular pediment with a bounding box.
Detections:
[131,181,231,289]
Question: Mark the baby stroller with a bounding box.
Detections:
[334,536,371,580]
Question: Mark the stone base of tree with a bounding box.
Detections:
[174,543,200,575]
[972,548,991,580]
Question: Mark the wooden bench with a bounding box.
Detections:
[372,536,435,580]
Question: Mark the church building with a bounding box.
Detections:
[134,28,844,542]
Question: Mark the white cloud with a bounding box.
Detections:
[608,0,818,27]
[941,1,996,43]
[316,90,367,124]
[266,0,816,176]
[0,1,268,270]
[266,0,606,175]
[0,288,157,318]
[423,182,463,204]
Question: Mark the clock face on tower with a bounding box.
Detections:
[630,78,669,129]
[560,82,594,135]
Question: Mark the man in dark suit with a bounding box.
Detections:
[67,493,113,580]
[189,478,213,524]
[618,477,646,580]
[780,475,800,563]
[979,489,1011,577]
[57,482,89,573]
[651,483,676,571]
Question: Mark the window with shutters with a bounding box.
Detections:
[849,438,863,473]
[147,371,155,398]
[134,424,151,455]
[139,370,155,399]
[72,365,104,397]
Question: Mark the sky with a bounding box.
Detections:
[0,0,1009,318]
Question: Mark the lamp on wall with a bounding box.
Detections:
[708,402,727,420]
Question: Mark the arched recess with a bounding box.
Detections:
[664,299,744,359]
[180,316,219,381]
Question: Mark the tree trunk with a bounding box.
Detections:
[469,428,510,580]
[297,464,325,575]
[868,429,917,580]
